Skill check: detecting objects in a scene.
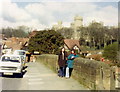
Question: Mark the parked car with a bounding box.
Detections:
[13,50,26,66]
[0,54,25,77]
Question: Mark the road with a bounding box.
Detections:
[1,61,89,90]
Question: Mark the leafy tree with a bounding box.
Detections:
[103,42,119,66]
[28,30,64,54]
[57,27,73,39]
[54,21,118,50]
[79,38,86,46]
[2,26,29,38]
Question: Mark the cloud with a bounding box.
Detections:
[0,0,118,30]
[2,0,119,2]
[83,5,118,26]
[63,0,119,2]
[2,3,31,22]
[1,0,47,30]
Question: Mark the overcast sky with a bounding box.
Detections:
[0,0,119,30]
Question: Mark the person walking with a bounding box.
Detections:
[58,48,68,77]
[66,50,79,78]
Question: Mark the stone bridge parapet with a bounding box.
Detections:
[37,54,116,90]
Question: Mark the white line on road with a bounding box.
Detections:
[28,82,44,85]
[27,75,42,78]
[28,78,43,81]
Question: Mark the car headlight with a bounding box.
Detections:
[0,66,2,69]
[17,67,21,72]
[17,65,21,69]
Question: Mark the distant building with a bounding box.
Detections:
[86,54,102,61]
[0,34,7,40]
[29,30,38,38]
[71,15,83,40]
[64,39,81,53]
[52,15,83,40]
[2,37,29,53]
[71,15,83,29]
[52,21,63,31]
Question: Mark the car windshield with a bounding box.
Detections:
[14,51,25,55]
[1,56,20,63]
[19,52,25,55]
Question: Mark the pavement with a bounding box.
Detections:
[1,61,89,90]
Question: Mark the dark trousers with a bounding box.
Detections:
[69,68,73,77]
[59,67,65,77]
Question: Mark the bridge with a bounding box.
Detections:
[1,61,88,90]
[1,54,120,91]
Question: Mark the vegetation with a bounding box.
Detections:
[57,27,74,39]
[28,30,64,54]
[2,26,30,38]
[57,21,118,50]
[1,21,119,64]
[103,42,119,66]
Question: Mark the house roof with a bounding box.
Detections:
[3,37,29,51]
[18,38,29,45]
[29,30,38,38]
[3,41,22,50]
[86,54,102,61]
[64,39,80,50]
[8,37,29,45]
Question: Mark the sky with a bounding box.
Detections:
[0,0,119,30]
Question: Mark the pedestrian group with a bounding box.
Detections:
[58,48,79,78]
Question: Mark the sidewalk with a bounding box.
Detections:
[25,61,89,90]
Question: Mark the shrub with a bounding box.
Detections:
[103,42,119,66]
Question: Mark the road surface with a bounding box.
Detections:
[1,61,89,90]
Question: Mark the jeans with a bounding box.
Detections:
[59,67,65,77]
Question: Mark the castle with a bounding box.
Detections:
[52,21,63,31]
[52,15,83,40]
[71,15,83,29]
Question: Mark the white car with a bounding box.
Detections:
[0,54,24,77]
[13,50,26,66]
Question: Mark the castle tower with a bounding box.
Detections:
[57,21,63,29]
[74,15,83,29]
[52,21,63,31]
[71,15,83,40]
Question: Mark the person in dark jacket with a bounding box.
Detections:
[58,48,68,77]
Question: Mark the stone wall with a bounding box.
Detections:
[37,54,116,90]
[37,54,58,73]
[73,58,116,90]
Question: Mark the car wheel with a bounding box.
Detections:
[0,73,3,77]
[18,72,23,78]
[14,72,23,78]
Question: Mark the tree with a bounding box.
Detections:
[103,42,119,66]
[28,30,64,54]
[53,21,118,50]
[57,27,74,39]
[79,38,86,46]
[2,26,29,38]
